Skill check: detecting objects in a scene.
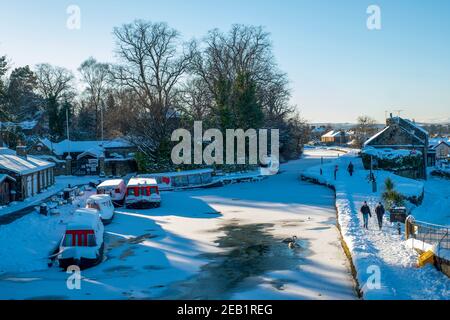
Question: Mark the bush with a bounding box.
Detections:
[382,178,404,209]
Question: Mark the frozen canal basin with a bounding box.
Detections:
[0,150,356,300]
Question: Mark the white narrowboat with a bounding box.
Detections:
[57,209,104,270]
[125,177,161,209]
[86,194,115,224]
[141,168,217,191]
[96,179,126,206]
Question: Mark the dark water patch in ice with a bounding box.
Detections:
[157,222,306,299]
[103,265,134,273]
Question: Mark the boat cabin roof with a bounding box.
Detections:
[127,177,157,187]
[66,209,100,230]
[97,179,124,188]
[87,194,112,203]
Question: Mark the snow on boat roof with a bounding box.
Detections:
[0,154,54,175]
[67,209,100,230]
[87,194,112,202]
[97,179,124,188]
[127,177,157,187]
[143,168,214,178]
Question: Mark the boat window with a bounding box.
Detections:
[63,230,95,247]
[115,188,121,193]
[87,202,100,210]
[150,186,159,195]
[63,234,73,247]
[87,234,97,247]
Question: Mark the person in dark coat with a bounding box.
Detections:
[347,162,354,176]
[375,202,385,230]
[360,201,372,229]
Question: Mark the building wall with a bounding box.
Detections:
[0,180,13,205]
[435,143,450,160]
[105,159,137,177]
[0,168,54,201]
[365,124,428,179]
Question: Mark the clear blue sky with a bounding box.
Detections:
[0,0,449,123]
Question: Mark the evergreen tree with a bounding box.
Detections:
[7,66,42,120]
[233,72,264,130]
[0,56,8,121]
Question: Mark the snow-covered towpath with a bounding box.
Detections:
[301,150,450,300]
[0,150,356,300]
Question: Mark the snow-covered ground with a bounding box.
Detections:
[0,190,95,273]
[413,176,450,226]
[301,149,450,300]
[0,150,356,300]
[0,176,99,217]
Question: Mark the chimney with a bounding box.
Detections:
[16,145,27,158]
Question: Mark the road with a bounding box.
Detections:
[0,149,356,300]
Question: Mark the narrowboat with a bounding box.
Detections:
[96,179,126,206]
[125,177,161,209]
[86,194,115,224]
[57,209,104,270]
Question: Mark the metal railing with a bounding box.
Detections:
[406,217,450,254]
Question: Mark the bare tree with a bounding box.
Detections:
[35,63,75,101]
[354,115,378,147]
[78,57,111,139]
[35,64,75,139]
[190,25,293,129]
[112,20,194,162]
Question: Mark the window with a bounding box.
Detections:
[115,188,121,193]
[150,186,159,195]
[87,202,100,210]
[87,234,97,247]
[63,231,95,247]
[63,234,73,247]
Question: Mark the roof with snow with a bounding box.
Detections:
[40,138,133,156]
[0,174,16,184]
[97,179,125,188]
[0,120,38,131]
[127,177,157,187]
[87,194,112,203]
[67,209,101,230]
[364,116,429,147]
[429,138,450,149]
[0,147,16,156]
[0,154,55,175]
[146,168,214,178]
[322,130,349,138]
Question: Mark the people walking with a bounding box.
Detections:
[347,162,354,176]
[375,202,385,230]
[360,201,372,229]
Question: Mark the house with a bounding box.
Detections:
[363,115,429,179]
[0,146,55,201]
[321,130,350,145]
[428,138,450,163]
[28,138,137,177]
